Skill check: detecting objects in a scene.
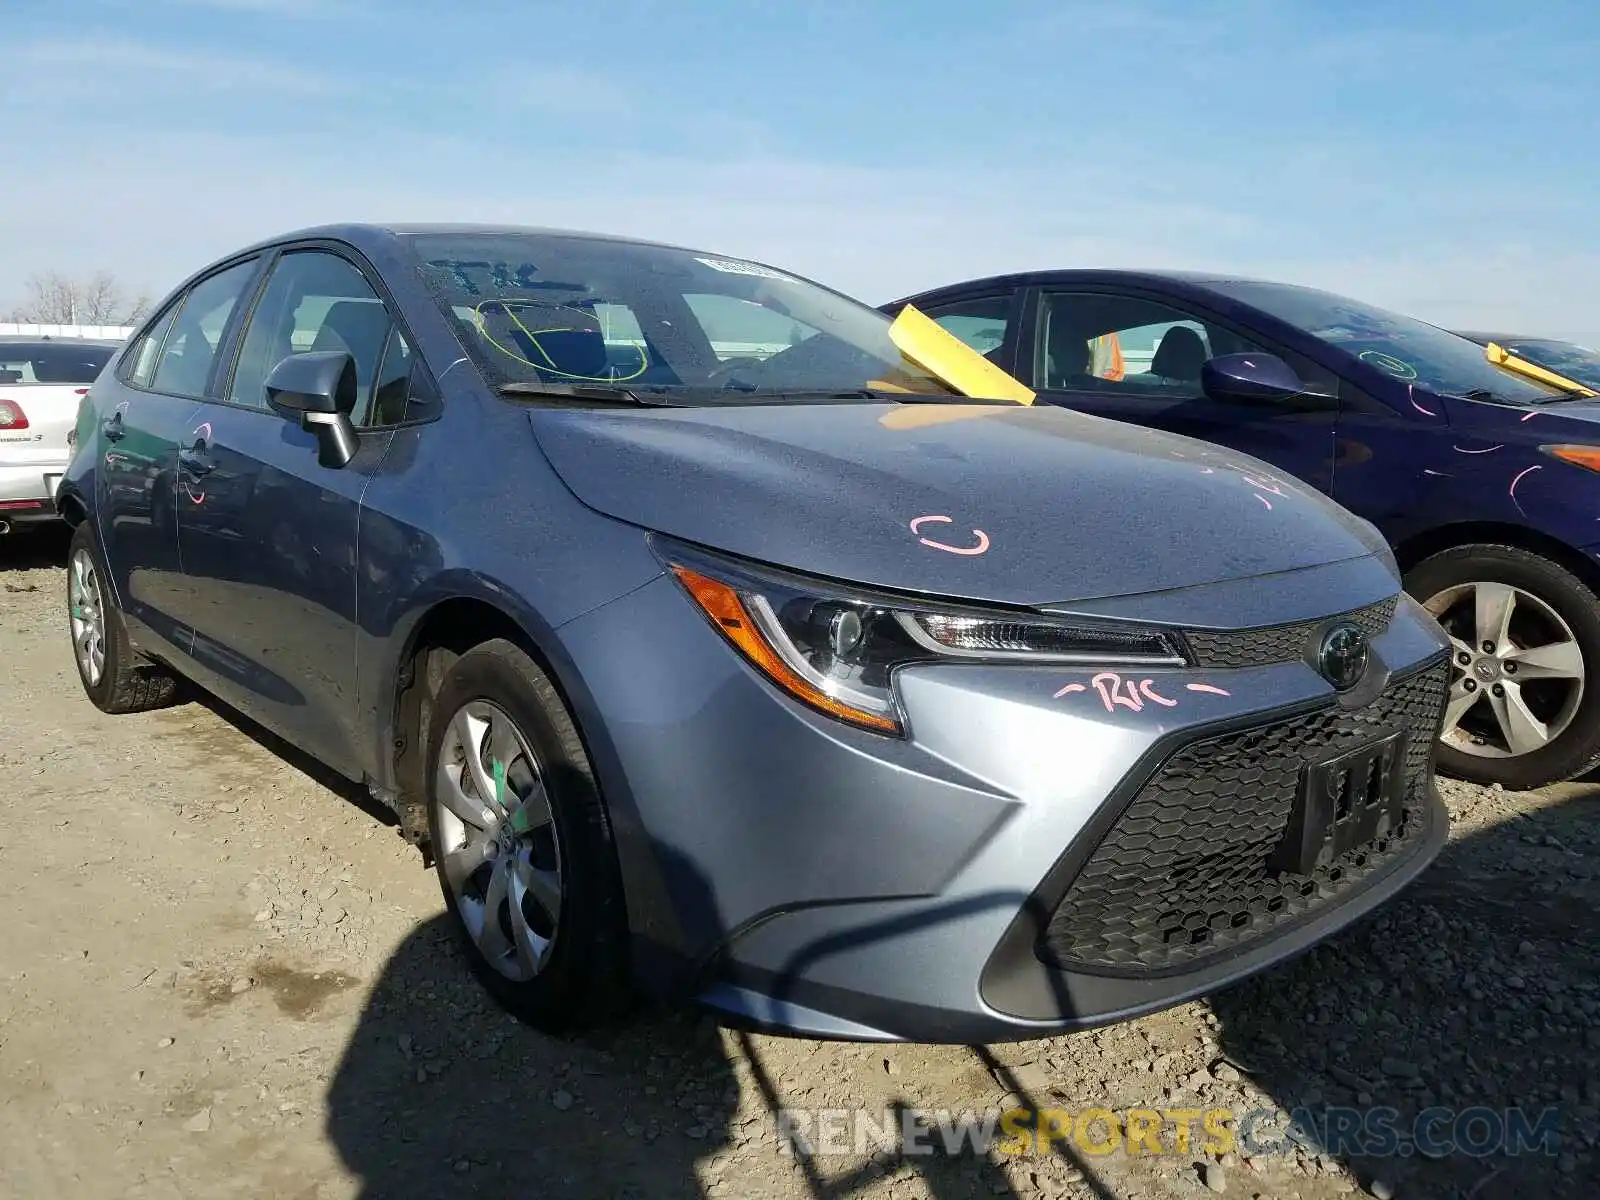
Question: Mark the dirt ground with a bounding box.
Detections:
[2,526,1596,1200]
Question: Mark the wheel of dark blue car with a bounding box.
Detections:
[424,638,631,1030]
[66,520,180,715]
[1407,543,1600,790]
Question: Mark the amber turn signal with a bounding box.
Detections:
[670,564,900,733]
[1541,444,1600,473]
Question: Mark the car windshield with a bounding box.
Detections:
[404,232,964,402]
[1206,281,1567,404]
[0,340,117,386]
[1492,338,1600,392]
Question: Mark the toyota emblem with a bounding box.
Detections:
[1318,622,1369,691]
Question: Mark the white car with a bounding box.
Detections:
[0,336,121,534]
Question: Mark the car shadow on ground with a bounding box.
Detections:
[326,913,742,1200]
[180,686,401,831]
[1207,788,1597,1199]
[323,843,1047,1199]
[0,524,69,572]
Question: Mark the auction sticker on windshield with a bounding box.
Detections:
[694,256,796,281]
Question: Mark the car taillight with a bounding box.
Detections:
[0,399,28,429]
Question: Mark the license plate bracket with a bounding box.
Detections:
[1272,731,1408,875]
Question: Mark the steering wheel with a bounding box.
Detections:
[704,355,768,385]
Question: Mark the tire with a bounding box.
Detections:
[66,521,181,714]
[424,638,632,1031]
[1405,543,1600,789]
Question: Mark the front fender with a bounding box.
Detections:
[1372,435,1597,550]
[357,544,663,801]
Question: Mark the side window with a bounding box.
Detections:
[1034,292,1267,397]
[368,327,415,426]
[917,294,1013,359]
[150,259,258,398]
[228,250,400,427]
[125,302,180,387]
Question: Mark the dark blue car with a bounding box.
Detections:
[884,272,1600,790]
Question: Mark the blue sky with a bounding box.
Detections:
[5,0,1598,339]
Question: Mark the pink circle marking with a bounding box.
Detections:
[908,514,990,556]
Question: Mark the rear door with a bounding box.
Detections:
[1020,286,1342,492]
[173,245,417,773]
[94,258,263,657]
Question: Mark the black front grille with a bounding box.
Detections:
[1182,596,1398,669]
[1037,659,1448,974]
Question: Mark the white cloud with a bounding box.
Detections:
[9,35,342,98]
[113,0,371,17]
[453,65,635,120]
[2,112,1595,335]
[1024,0,1251,40]
[5,31,634,123]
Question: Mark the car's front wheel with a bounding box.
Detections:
[1406,543,1600,789]
[424,638,632,1031]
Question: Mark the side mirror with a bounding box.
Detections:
[265,351,359,468]
[1201,352,1307,404]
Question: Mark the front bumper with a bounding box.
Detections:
[556,571,1452,1043]
[0,461,67,528]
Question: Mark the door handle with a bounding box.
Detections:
[178,445,215,475]
[101,412,125,441]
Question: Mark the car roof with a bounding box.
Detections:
[1454,330,1553,344]
[883,267,1312,307]
[224,221,712,260]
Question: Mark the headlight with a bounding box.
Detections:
[660,544,1186,735]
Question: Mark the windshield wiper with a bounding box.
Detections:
[1457,385,1588,406]
[734,388,1014,405]
[498,381,1019,407]
[495,381,670,405]
[746,388,902,401]
[1532,383,1593,402]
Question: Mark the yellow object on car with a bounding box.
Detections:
[885,304,1035,405]
[1484,341,1598,398]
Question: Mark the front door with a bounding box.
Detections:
[174,247,409,774]
[904,290,1025,376]
[1023,288,1340,493]
[96,257,261,658]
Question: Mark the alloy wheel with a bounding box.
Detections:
[433,700,563,981]
[69,548,107,687]
[1423,581,1585,759]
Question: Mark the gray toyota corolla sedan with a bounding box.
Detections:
[57,224,1452,1042]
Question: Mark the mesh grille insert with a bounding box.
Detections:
[1182,597,1398,669]
[1037,659,1447,973]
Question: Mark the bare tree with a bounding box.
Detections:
[4,271,151,325]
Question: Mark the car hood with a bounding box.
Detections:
[526,401,1387,608]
